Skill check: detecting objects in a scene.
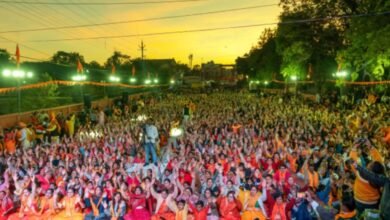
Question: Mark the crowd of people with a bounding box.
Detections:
[0,90,389,220]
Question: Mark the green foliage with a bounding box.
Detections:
[0,49,11,65]
[104,51,131,68]
[237,0,389,90]
[51,51,85,65]
[236,28,281,81]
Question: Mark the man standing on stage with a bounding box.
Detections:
[144,118,159,166]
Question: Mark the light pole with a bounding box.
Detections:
[72,74,86,103]
[2,69,33,116]
[333,70,348,99]
[290,75,298,95]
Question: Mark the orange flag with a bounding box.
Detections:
[111,64,116,74]
[15,44,20,68]
[77,59,83,73]
[132,66,136,76]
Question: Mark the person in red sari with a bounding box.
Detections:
[0,190,14,220]
[217,191,242,220]
[124,186,151,220]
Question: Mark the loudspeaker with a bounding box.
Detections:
[122,92,129,104]
[83,95,91,109]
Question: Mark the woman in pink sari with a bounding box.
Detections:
[124,186,151,220]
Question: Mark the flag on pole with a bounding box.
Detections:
[132,66,136,76]
[111,64,116,74]
[77,59,83,73]
[15,44,20,68]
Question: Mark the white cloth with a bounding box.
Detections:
[145,124,158,144]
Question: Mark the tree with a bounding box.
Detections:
[104,51,131,68]
[51,51,85,65]
[235,28,281,81]
[88,60,102,69]
[337,0,390,82]
[0,48,11,65]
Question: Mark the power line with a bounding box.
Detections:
[0,2,89,47]
[28,11,390,42]
[0,35,51,56]
[0,0,204,5]
[0,4,279,34]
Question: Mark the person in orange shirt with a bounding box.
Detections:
[188,200,209,220]
[350,144,384,214]
[37,189,57,220]
[4,128,16,154]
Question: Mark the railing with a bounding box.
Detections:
[0,93,145,128]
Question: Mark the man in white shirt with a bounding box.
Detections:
[144,118,159,166]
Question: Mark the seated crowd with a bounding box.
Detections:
[0,91,389,220]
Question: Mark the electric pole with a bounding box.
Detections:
[188,54,193,69]
[139,41,146,60]
[139,41,146,76]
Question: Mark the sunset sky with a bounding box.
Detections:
[0,0,281,65]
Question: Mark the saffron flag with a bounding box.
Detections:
[112,64,116,74]
[77,59,83,73]
[15,44,20,68]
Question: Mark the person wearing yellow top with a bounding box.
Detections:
[53,188,84,220]
[239,180,268,220]
[168,199,190,220]
[65,114,76,138]
[349,144,384,215]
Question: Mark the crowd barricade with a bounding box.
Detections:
[0,93,146,128]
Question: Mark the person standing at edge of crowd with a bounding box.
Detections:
[144,118,159,166]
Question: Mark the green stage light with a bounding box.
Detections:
[290,75,298,81]
[109,75,120,82]
[335,71,348,78]
[72,75,87,81]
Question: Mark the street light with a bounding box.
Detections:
[109,75,120,82]
[170,79,175,84]
[264,80,269,85]
[334,70,348,98]
[153,78,159,84]
[290,75,298,81]
[130,77,137,83]
[2,69,34,115]
[335,71,348,78]
[72,73,86,104]
[2,69,33,78]
[72,74,87,81]
[144,79,152,85]
[290,75,298,95]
